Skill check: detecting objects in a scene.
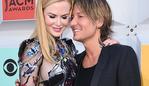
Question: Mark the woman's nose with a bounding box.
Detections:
[55,17,62,26]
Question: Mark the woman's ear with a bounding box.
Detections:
[96,19,104,29]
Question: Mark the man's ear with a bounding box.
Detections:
[96,18,104,29]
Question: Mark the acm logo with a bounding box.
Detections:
[3,59,18,76]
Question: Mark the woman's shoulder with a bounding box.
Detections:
[18,37,42,62]
[61,38,78,55]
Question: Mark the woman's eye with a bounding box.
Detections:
[49,15,55,18]
[78,15,83,18]
[62,15,68,19]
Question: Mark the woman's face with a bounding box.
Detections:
[44,1,70,37]
[71,5,101,42]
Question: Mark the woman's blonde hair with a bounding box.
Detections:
[31,0,73,63]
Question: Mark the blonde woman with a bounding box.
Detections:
[17,0,77,86]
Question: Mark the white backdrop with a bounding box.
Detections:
[107,0,149,65]
[0,21,35,48]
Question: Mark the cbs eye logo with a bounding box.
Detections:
[3,59,18,76]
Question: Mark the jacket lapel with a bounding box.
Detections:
[90,46,110,86]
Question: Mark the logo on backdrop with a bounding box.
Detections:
[3,59,18,76]
[2,0,35,20]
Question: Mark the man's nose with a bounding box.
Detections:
[70,16,77,27]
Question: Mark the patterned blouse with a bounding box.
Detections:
[18,38,78,86]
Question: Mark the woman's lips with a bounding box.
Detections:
[53,27,62,32]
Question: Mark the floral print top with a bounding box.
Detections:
[18,38,78,86]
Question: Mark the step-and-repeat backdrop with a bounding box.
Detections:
[0,48,19,85]
[0,0,149,86]
[0,0,35,85]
